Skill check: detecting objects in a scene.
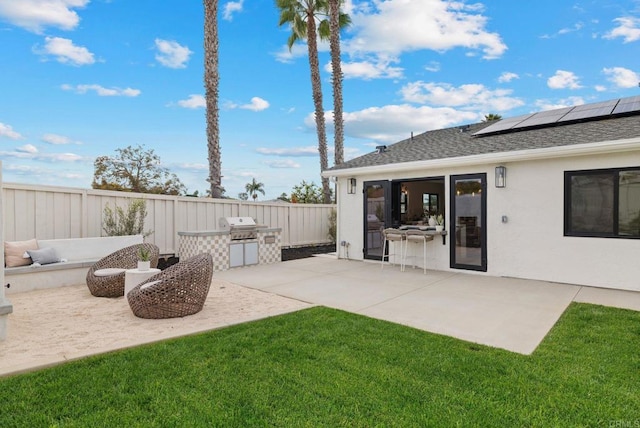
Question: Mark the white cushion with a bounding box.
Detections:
[140,280,161,290]
[94,268,127,277]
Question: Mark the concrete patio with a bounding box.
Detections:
[3,255,640,377]
[215,256,640,355]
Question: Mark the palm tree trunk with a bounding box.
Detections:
[306,10,331,204]
[329,0,344,167]
[204,0,223,199]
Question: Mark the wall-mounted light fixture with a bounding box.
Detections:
[348,178,357,194]
[495,166,507,188]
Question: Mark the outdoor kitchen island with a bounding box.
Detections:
[178,217,282,272]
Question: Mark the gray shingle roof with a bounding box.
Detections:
[328,114,640,172]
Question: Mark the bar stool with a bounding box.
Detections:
[403,230,434,274]
[381,228,406,270]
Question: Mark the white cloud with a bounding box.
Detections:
[0,122,24,139]
[498,72,519,83]
[306,104,479,144]
[547,70,582,89]
[558,22,584,35]
[36,36,94,66]
[62,84,141,97]
[42,133,81,145]
[273,43,308,64]
[176,162,208,171]
[1,163,87,183]
[264,159,301,169]
[345,0,507,60]
[0,148,83,162]
[223,0,243,21]
[424,61,440,72]
[17,144,38,154]
[0,0,88,33]
[542,22,584,38]
[399,81,524,112]
[44,152,83,162]
[154,39,192,69]
[241,97,269,111]
[594,85,607,92]
[603,66,639,88]
[256,146,318,157]
[177,94,206,109]
[534,97,585,111]
[42,133,70,144]
[336,57,404,80]
[225,97,270,111]
[604,17,640,43]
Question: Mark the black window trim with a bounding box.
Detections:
[564,166,640,239]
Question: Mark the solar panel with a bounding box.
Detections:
[612,95,640,115]
[472,96,640,137]
[472,113,533,136]
[558,99,617,122]
[512,106,574,129]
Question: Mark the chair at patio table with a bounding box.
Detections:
[127,253,213,319]
[86,243,159,298]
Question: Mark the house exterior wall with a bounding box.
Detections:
[335,150,640,291]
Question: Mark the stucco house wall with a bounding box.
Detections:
[333,149,640,292]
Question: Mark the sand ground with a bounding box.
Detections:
[0,280,312,377]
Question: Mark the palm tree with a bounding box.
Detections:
[483,113,502,122]
[276,0,334,203]
[328,0,350,166]
[204,0,223,199]
[245,178,265,201]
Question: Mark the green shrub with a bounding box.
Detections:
[102,199,153,237]
[327,208,337,243]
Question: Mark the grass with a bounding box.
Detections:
[1,304,639,427]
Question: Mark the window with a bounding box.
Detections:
[565,167,640,238]
[422,193,439,216]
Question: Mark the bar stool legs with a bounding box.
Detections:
[403,231,434,274]
[381,228,406,270]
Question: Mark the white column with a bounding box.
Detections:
[0,161,14,340]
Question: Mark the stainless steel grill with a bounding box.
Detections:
[219,216,258,240]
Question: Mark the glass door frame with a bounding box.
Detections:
[450,173,487,272]
[363,180,393,260]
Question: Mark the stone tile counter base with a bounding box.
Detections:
[178,228,281,272]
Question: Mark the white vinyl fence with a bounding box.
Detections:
[2,183,335,255]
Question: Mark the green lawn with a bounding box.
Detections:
[1,304,639,427]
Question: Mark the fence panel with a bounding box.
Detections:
[2,183,335,254]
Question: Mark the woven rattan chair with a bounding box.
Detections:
[86,243,160,298]
[127,253,213,319]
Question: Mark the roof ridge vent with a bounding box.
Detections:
[375,145,387,154]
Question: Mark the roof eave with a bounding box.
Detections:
[322,137,640,178]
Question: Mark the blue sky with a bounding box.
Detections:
[0,0,639,199]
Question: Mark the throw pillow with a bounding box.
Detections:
[4,239,38,267]
[27,247,61,265]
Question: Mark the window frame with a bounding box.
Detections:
[564,166,640,239]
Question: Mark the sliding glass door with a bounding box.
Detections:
[450,174,487,271]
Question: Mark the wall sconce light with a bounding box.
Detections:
[495,166,507,188]
[347,178,357,194]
